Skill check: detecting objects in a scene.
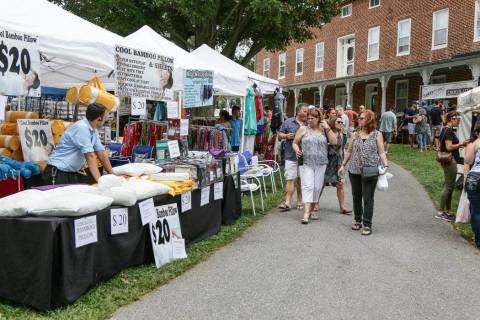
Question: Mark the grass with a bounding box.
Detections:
[0,174,285,320]
[388,144,473,241]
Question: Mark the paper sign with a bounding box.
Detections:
[139,198,155,226]
[131,96,146,116]
[167,101,179,118]
[110,208,129,235]
[74,215,98,248]
[200,186,210,207]
[172,238,187,259]
[216,167,222,179]
[233,175,239,189]
[17,119,54,162]
[149,203,183,268]
[181,191,192,212]
[180,119,189,136]
[214,182,223,200]
[183,70,214,108]
[168,140,181,158]
[0,95,6,121]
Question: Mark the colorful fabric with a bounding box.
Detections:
[244,87,257,136]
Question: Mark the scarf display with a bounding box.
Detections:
[188,126,231,151]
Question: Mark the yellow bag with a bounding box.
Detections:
[0,123,17,135]
[0,135,20,151]
[5,111,38,123]
[0,148,12,158]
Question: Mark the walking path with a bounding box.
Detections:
[113,163,480,320]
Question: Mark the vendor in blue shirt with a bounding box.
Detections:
[43,103,114,185]
[230,105,242,152]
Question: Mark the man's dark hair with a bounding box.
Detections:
[446,111,460,122]
[86,103,106,121]
[232,105,240,112]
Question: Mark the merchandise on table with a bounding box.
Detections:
[0,156,41,179]
[0,135,21,151]
[150,172,190,181]
[5,111,39,123]
[112,162,162,177]
[0,123,18,135]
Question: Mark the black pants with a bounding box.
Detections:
[349,172,378,228]
[42,165,97,185]
[232,146,240,152]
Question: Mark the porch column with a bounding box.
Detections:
[293,87,300,108]
[346,81,352,107]
[380,75,390,114]
[421,68,433,85]
[318,85,325,109]
[469,62,480,85]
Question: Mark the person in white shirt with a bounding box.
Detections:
[336,106,349,152]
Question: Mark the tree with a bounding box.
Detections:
[50,0,341,66]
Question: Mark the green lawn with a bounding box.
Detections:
[0,174,284,320]
[388,144,473,241]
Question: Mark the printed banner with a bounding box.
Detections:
[0,28,41,97]
[114,45,174,101]
[421,80,477,100]
[17,119,54,162]
[183,70,214,108]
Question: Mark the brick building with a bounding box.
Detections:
[254,0,480,115]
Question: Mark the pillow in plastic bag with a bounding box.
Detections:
[29,192,113,217]
[137,163,162,175]
[123,179,170,200]
[98,174,124,191]
[112,163,144,177]
[0,189,44,217]
[101,186,137,206]
[52,185,100,195]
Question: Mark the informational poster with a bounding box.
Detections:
[0,28,41,97]
[131,96,146,116]
[17,119,54,162]
[183,70,214,108]
[421,80,477,100]
[114,45,174,101]
[149,203,184,268]
[74,215,98,248]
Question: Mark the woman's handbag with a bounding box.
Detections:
[357,132,379,178]
[436,128,452,164]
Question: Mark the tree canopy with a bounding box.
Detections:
[50,0,341,66]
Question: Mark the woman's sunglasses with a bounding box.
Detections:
[335,120,343,124]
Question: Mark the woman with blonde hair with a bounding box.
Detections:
[293,108,337,224]
[339,110,388,235]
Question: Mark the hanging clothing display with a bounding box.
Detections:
[254,90,264,124]
[271,88,285,133]
[153,102,167,122]
[189,126,231,151]
[122,122,167,156]
[244,87,257,136]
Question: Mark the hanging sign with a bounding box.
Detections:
[0,28,41,97]
[214,182,223,200]
[131,96,146,116]
[200,186,210,206]
[183,70,214,108]
[180,119,189,136]
[114,45,174,101]
[167,140,181,158]
[149,203,184,268]
[421,80,477,100]
[167,101,179,119]
[110,208,129,235]
[17,119,54,162]
[74,215,98,248]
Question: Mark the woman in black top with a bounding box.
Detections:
[436,112,469,222]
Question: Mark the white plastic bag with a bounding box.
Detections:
[376,173,389,191]
[98,174,124,191]
[0,189,44,217]
[137,163,162,175]
[101,186,137,206]
[456,191,471,223]
[29,192,113,217]
[122,178,170,200]
[112,163,144,177]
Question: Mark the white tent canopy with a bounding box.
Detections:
[126,26,246,97]
[192,44,279,94]
[0,0,140,90]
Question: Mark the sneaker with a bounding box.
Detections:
[434,212,454,222]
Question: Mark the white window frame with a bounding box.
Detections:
[367,26,380,62]
[315,42,325,72]
[295,48,304,76]
[263,58,270,78]
[395,79,409,110]
[475,0,480,42]
[278,53,286,79]
[432,8,449,50]
[341,4,352,18]
[397,18,411,56]
[369,0,380,9]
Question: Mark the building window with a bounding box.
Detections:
[341,4,352,18]
[367,26,380,61]
[432,8,449,50]
[315,42,324,72]
[397,19,411,56]
[369,0,380,8]
[295,48,304,76]
[431,75,447,84]
[278,53,286,79]
[475,0,480,41]
[395,80,408,111]
[336,35,355,78]
[263,58,270,78]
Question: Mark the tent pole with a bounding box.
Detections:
[240,96,246,153]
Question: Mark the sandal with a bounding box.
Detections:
[278,202,291,211]
[351,222,362,231]
[301,213,311,224]
[310,212,319,220]
[340,209,352,215]
[297,205,304,210]
[361,227,372,236]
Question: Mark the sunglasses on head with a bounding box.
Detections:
[452,116,460,120]
[336,120,343,124]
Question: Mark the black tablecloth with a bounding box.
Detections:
[0,187,222,310]
[221,173,242,225]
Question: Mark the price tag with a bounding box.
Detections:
[209,170,214,182]
[74,215,98,248]
[167,101,179,118]
[200,186,210,207]
[172,238,187,259]
[0,95,6,121]
[110,208,129,235]
[181,191,192,212]
[17,119,54,162]
[131,96,146,116]
[214,182,223,200]
[180,119,189,136]
[217,167,222,179]
[139,198,155,226]
[167,140,181,158]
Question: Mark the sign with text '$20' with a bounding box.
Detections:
[17,119,54,162]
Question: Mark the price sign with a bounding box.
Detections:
[74,215,98,248]
[172,238,187,259]
[110,208,129,235]
[139,198,155,226]
[131,96,146,116]
[181,191,192,212]
[167,140,181,158]
[214,182,223,200]
[0,28,41,97]
[200,186,210,207]
[17,119,54,162]
[167,101,179,119]
[180,119,189,136]
[149,203,183,268]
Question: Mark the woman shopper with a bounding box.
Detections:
[293,108,337,224]
[464,121,480,247]
[338,110,388,235]
[436,112,469,222]
[322,116,352,214]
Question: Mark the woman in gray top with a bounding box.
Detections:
[293,108,337,224]
[339,110,388,235]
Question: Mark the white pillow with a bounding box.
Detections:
[98,174,124,191]
[0,189,44,217]
[53,185,100,195]
[122,179,170,200]
[29,192,113,217]
[112,163,144,177]
[101,186,137,206]
[137,163,162,175]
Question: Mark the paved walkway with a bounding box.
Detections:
[113,163,480,320]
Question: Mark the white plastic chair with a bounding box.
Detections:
[239,153,275,196]
[240,176,264,216]
[258,159,283,190]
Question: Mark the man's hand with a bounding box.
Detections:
[286,133,295,140]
